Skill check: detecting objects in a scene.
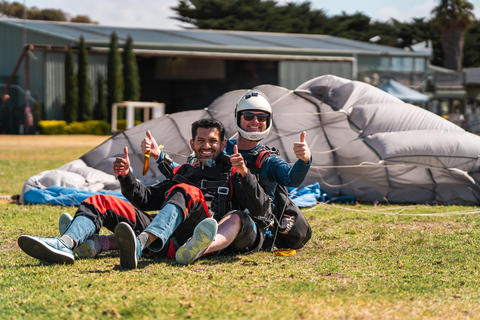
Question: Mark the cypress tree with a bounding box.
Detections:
[94,74,108,122]
[107,32,124,122]
[78,36,92,121]
[123,35,141,101]
[64,45,78,123]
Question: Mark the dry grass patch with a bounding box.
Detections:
[0,135,110,151]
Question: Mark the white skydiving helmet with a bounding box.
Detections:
[234,90,273,142]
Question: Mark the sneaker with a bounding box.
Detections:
[115,222,141,269]
[58,212,73,236]
[176,218,218,265]
[18,235,74,264]
[75,234,102,259]
[58,212,101,259]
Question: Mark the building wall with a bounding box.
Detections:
[278,60,353,90]
[44,52,107,120]
[0,23,26,85]
[357,55,427,73]
[0,22,72,98]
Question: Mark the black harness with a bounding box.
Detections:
[244,145,280,229]
[162,154,234,220]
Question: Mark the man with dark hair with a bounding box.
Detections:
[18,118,270,270]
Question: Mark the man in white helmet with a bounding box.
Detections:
[172,90,312,264]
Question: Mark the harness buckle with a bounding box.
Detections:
[217,187,229,195]
[200,179,207,189]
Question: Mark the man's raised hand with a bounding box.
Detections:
[230,145,248,176]
[293,131,311,163]
[141,130,161,160]
[113,147,131,177]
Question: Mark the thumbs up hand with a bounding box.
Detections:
[230,144,248,176]
[141,130,161,160]
[113,146,131,177]
[293,131,311,163]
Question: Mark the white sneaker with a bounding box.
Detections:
[58,212,101,259]
[176,218,217,265]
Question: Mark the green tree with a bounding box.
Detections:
[326,12,372,40]
[64,45,78,123]
[107,32,124,122]
[123,35,141,101]
[393,18,443,66]
[78,36,92,121]
[463,19,480,68]
[0,1,88,22]
[171,0,328,33]
[0,1,26,18]
[431,0,475,71]
[70,15,97,24]
[94,74,108,122]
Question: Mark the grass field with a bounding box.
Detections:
[1,135,480,319]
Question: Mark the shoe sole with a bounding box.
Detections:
[59,213,73,236]
[115,223,138,269]
[176,218,217,265]
[75,239,96,259]
[18,235,74,264]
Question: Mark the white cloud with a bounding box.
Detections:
[26,0,185,29]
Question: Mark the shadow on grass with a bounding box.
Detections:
[79,249,243,271]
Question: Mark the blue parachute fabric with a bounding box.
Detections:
[23,185,128,206]
[288,182,356,207]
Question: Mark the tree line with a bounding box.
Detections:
[0,0,96,23]
[170,0,478,71]
[63,33,140,124]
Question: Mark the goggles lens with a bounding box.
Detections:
[242,112,268,122]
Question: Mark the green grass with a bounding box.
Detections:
[1,136,480,319]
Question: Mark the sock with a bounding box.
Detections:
[59,234,75,249]
[138,232,151,250]
[99,235,110,252]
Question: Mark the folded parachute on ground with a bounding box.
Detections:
[20,75,480,205]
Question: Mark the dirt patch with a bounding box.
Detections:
[0,135,110,151]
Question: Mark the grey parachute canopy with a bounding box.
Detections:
[20,75,480,204]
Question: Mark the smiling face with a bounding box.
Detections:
[239,111,268,134]
[190,127,226,162]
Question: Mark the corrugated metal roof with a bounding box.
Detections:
[0,18,428,57]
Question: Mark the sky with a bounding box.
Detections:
[15,0,480,30]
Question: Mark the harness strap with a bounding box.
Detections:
[157,153,174,177]
[213,171,231,220]
[256,150,271,169]
[171,174,194,186]
[172,167,233,220]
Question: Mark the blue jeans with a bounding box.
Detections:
[64,215,96,248]
[144,203,183,252]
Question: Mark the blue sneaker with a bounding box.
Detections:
[115,222,141,269]
[59,212,73,236]
[18,235,74,264]
[176,218,218,265]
